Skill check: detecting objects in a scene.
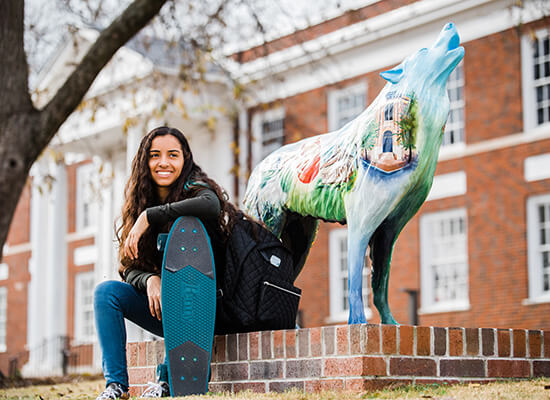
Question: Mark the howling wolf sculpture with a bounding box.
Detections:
[243,23,465,324]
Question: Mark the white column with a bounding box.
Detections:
[24,161,49,376]
[96,158,114,284]
[126,125,143,177]
[44,161,68,375]
[238,108,249,207]
[109,154,126,278]
[92,157,112,370]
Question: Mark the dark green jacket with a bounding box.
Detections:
[124,187,221,292]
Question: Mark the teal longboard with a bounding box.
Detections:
[160,216,216,396]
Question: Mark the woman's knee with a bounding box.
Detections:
[94,280,126,309]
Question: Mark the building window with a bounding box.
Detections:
[76,163,97,232]
[527,193,550,302]
[420,209,469,313]
[0,287,6,352]
[328,228,371,322]
[522,29,550,130]
[251,108,285,166]
[443,61,465,146]
[533,34,550,125]
[328,82,367,131]
[261,118,284,161]
[74,272,95,343]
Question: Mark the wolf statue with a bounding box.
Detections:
[243,23,465,325]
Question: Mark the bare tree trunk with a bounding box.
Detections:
[0,0,38,259]
[0,0,169,260]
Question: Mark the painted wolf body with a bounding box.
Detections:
[243,23,465,324]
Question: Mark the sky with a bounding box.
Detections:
[25,0,375,82]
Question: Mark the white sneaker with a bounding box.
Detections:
[140,381,170,398]
[96,382,129,400]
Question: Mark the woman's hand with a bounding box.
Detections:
[124,211,149,260]
[146,275,162,320]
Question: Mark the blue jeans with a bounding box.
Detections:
[94,280,168,390]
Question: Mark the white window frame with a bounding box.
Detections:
[521,28,550,131]
[74,271,95,344]
[0,287,7,352]
[327,81,367,132]
[426,171,467,202]
[76,163,97,233]
[251,108,285,167]
[419,208,470,314]
[526,193,550,304]
[442,61,465,148]
[525,153,550,182]
[328,228,372,323]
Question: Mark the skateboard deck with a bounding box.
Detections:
[160,216,216,396]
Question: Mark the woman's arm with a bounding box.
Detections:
[146,188,221,226]
[125,268,156,292]
[124,188,220,260]
[124,269,162,320]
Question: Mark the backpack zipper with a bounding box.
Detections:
[263,281,301,297]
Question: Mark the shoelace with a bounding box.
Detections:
[96,385,125,400]
[141,381,168,398]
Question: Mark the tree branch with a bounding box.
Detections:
[37,0,169,160]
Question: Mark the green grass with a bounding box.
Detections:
[0,378,548,400]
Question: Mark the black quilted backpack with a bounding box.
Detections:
[215,214,301,334]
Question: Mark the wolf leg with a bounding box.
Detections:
[347,231,370,324]
[369,222,399,325]
[280,212,319,281]
[368,181,430,325]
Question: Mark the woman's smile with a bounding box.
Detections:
[155,170,174,177]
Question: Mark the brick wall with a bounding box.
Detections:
[127,324,550,396]
[0,182,31,375]
[0,251,30,375]
[464,28,523,142]
[5,181,31,246]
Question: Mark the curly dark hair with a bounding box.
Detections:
[116,126,240,278]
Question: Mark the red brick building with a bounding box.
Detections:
[1,0,549,377]
[234,0,550,330]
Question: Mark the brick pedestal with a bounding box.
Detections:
[127,324,550,396]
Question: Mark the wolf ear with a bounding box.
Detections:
[380,66,404,84]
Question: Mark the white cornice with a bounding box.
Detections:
[231,0,545,105]
[232,0,497,79]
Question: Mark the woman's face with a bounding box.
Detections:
[148,134,185,193]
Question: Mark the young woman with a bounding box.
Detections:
[93,126,238,399]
